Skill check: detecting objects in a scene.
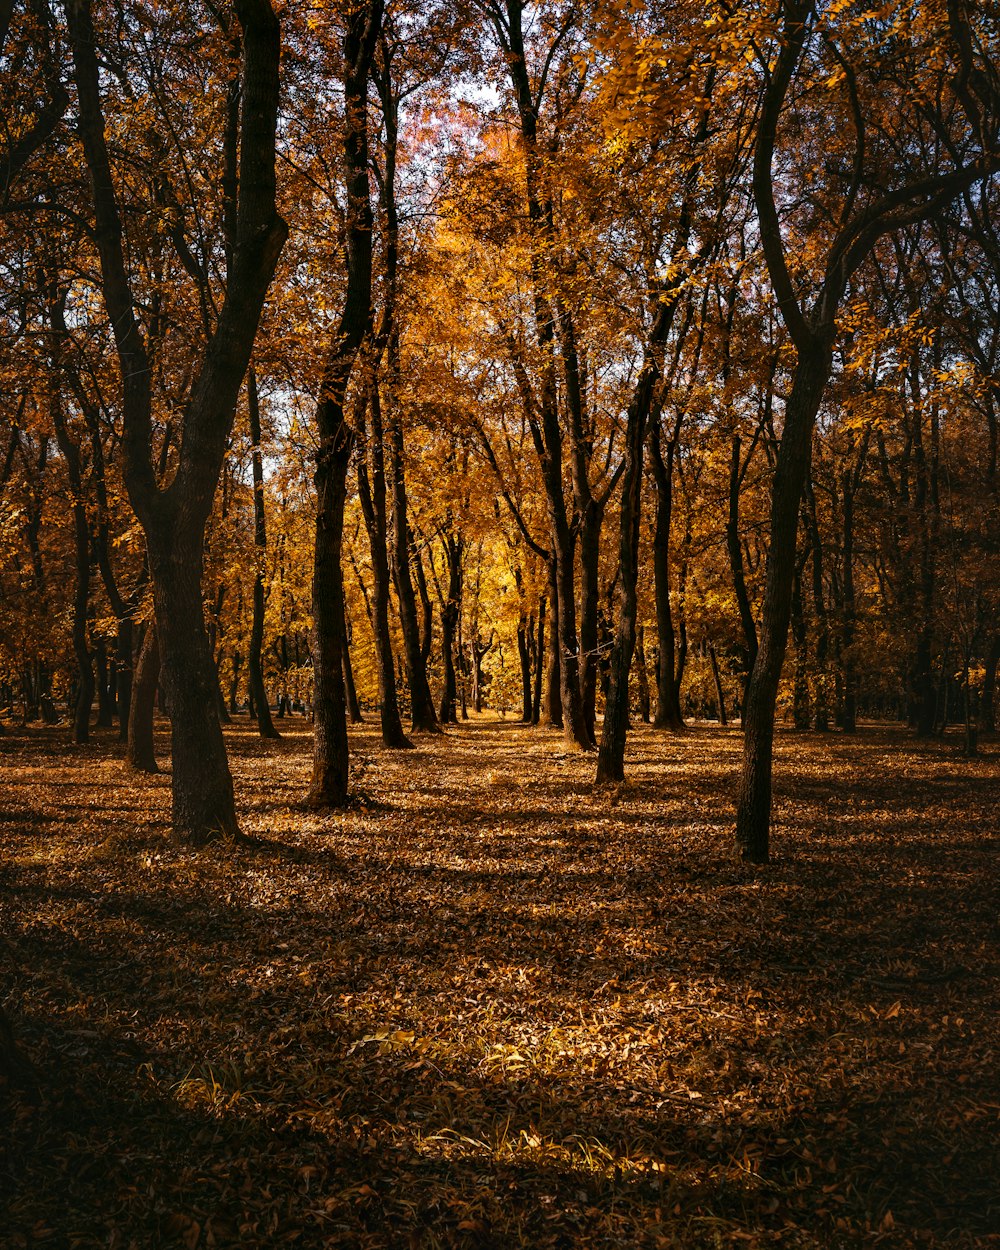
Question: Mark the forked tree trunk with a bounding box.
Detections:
[68,0,287,842]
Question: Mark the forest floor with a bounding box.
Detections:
[1,716,999,1250]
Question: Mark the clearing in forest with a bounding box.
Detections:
[1,719,998,1248]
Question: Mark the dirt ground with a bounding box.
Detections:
[1,715,998,1248]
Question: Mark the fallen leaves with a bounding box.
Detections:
[1,717,999,1247]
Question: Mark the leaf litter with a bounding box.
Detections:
[1,718,998,1248]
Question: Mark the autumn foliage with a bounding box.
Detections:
[1,0,1000,1243]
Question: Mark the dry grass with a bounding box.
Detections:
[1,715,998,1248]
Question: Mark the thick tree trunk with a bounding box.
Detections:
[127,624,159,773]
[148,537,239,842]
[736,349,830,863]
[68,0,287,843]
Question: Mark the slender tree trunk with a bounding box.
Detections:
[650,429,684,730]
[388,412,437,733]
[532,595,545,724]
[981,635,999,733]
[310,438,353,805]
[597,381,646,783]
[246,365,280,739]
[790,563,811,729]
[341,600,363,723]
[578,506,602,745]
[636,624,651,723]
[517,614,532,722]
[127,624,159,773]
[93,637,113,727]
[728,433,759,689]
[709,643,728,725]
[438,535,462,725]
[544,559,562,728]
[116,618,133,742]
[841,469,860,733]
[805,477,830,730]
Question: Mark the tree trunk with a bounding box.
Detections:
[127,624,159,773]
[790,565,811,729]
[841,466,860,733]
[577,504,602,745]
[246,365,280,739]
[341,599,364,723]
[981,635,999,733]
[728,433,759,688]
[388,412,437,734]
[596,377,645,783]
[650,426,684,730]
[735,348,831,863]
[636,624,651,723]
[544,559,562,728]
[532,595,545,724]
[148,536,239,842]
[67,0,287,844]
[517,613,532,722]
[116,617,133,742]
[94,636,114,727]
[310,438,353,805]
[709,643,728,726]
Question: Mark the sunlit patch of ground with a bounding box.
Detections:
[1,714,998,1247]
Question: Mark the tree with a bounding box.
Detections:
[68,0,287,842]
